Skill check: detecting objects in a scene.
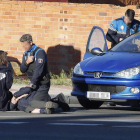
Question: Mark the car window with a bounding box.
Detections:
[88,28,106,52]
[110,33,140,53]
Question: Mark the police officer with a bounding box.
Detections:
[106,9,140,48]
[20,34,70,113]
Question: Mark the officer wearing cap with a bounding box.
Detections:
[106,9,140,48]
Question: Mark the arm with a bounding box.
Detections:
[106,20,120,44]
[10,102,17,111]
[10,94,28,111]
[13,87,33,98]
[31,50,46,85]
[20,55,29,73]
[136,23,140,32]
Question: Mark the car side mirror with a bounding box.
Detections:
[90,48,103,55]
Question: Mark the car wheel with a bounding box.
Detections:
[77,97,103,109]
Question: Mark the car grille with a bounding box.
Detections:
[76,84,88,93]
[85,71,115,76]
[88,84,126,94]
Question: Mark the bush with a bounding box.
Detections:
[13,69,73,87]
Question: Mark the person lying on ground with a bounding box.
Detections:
[10,86,70,114]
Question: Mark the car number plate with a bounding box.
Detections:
[87,91,110,99]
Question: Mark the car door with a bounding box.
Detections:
[83,26,108,60]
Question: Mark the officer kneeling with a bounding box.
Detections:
[20,34,70,113]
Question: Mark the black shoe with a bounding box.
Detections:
[55,93,70,112]
[45,101,59,109]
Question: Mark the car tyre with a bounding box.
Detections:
[77,97,103,109]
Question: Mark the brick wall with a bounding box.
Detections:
[0,0,140,74]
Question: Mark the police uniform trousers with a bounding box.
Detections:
[25,81,51,113]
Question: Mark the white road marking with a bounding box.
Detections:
[1,116,140,123]
[0,116,34,118]
[78,119,140,123]
[5,111,23,112]
[48,123,103,126]
[0,122,29,124]
[112,125,140,128]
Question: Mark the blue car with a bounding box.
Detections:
[71,26,140,109]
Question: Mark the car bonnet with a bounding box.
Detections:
[80,52,140,73]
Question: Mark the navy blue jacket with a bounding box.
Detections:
[20,44,49,86]
[10,87,36,111]
[106,16,140,44]
[0,65,13,111]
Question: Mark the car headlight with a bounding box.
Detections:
[114,67,140,78]
[73,63,84,75]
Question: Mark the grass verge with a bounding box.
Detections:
[13,69,73,87]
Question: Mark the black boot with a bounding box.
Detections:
[43,101,59,114]
[45,101,59,109]
[52,93,70,112]
[43,108,54,114]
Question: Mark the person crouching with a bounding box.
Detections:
[0,50,13,111]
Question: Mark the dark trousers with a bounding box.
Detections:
[0,91,13,111]
[25,93,61,113]
[25,82,51,113]
[17,91,37,111]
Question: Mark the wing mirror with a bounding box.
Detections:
[90,48,103,55]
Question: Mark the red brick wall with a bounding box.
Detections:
[10,0,140,6]
[0,0,140,74]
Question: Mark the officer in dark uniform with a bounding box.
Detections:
[19,34,70,113]
[106,9,140,48]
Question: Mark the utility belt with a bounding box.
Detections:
[26,71,51,86]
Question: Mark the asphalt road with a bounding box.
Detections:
[0,104,140,140]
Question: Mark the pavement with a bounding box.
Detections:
[0,104,140,140]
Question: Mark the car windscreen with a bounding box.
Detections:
[110,33,140,53]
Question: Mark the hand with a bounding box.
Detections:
[26,83,33,88]
[16,94,28,102]
[119,38,123,41]
[11,96,17,104]
[26,56,34,65]
[11,94,28,104]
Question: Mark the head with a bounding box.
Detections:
[124,9,135,25]
[20,34,33,51]
[0,51,8,66]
